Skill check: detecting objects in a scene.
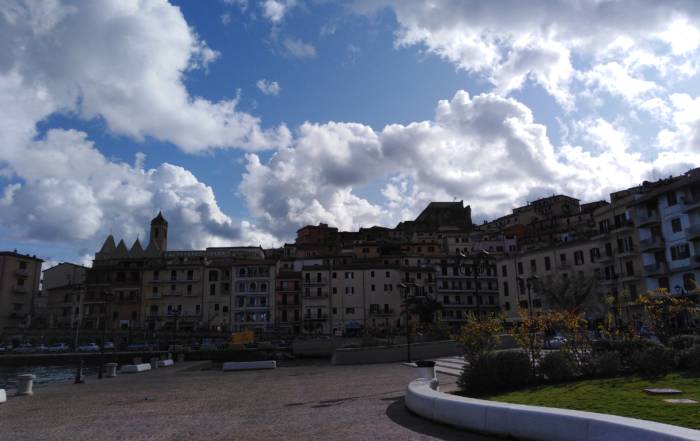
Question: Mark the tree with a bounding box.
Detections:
[535,273,600,315]
[636,289,698,344]
[404,295,442,325]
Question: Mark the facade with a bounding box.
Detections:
[0,251,43,331]
[232,260,276,333]
[44,262,87,329]
[275,269,301,335]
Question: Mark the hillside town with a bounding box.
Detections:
[3,167,700,344]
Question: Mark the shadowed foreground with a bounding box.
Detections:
[0,361,497,441]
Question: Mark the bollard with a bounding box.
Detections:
[415,360,436,380]
[177,353,185,363]
[75,359,84,384]
[133,357,142,364]
[16,374,36,396]
[150,357,159,369]
[105,363,118,378]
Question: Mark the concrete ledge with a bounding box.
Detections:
[158,359,174,367]
[121,363,152,373]
[405,379,700,441]
[333,340,460,365]
[222,360,276,371]
[0,389,5,403]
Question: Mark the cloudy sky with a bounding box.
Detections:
[2,0,700,268]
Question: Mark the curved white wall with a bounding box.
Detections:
[405,378,700,441]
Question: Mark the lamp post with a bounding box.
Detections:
[398,282,418,363]
[517,275,539,319]
[458,249,490,320]
[98,292,113,379]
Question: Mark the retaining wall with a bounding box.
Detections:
[332,340,460,365]
[405,377,700,441]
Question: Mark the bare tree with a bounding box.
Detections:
[535,273,600,315]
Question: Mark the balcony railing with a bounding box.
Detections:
[369,309,394,317]
[12,286,27,294]
[643,262,668,275]
[682,196,700,213]
[685,225,700,241]
[303,314,328,321]
[303,293,329,299]
[15,268,29,277]
[637,212,660,227]
[639,237,664,252]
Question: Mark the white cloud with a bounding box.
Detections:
[261,0,297,23]
[221,12,232,25]
[239,90,700,237]
[0,128,281,251]
[283,37,317,58]
[0,0,290,153]
[256,79,281,96]
[351,0,700,109]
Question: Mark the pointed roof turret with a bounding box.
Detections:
[99,235,116,254]
[151,211,168,226]
[115,239,128,255]
[129,238,144,257]
[145,238,161,256]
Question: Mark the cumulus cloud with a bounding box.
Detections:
[0,0,290,153]
[283,37,317,58]
[256,79,281,96]
[0,129,281,251]
[261,0,297,23]
[239,90,700,238]
[351,0,700,109]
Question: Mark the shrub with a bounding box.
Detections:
[631,345,676,377]
[678,346,700,373]
[668,335,699,351]
[540,351,576,382]
[458,350,531,395]
[591,351,621,378]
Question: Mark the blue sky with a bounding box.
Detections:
[2,0,700,268]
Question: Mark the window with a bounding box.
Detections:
[385,271,390,278]
[667,191,678,206]
[152,286,158,295]
[530,259,537,272]
[544,256,551,271]
[332,272,337,279]
[625,261,634,277]
[559,254,567,264]
[332,287,337,294]
[209,284,216,296]
[371,284,376,291]
[519,300,529,309]
[574,251,584,265]
[370,271,375,277]
[532,299,542,308]
[345,307,355,314]
[16,277,24,286]
[589,248,600,262]
[670,244,691,260]
[503,282,509,297]
[504,302,510,311]
[671,218,682,233]
[517,262,523,275]
[19,261,27,270]
[153,270,159,281]
[344,272,354,279]
[209,270,218,281]
[171,270,177,281]
[332,307,337,314]
[345,287,354,294]
[214,304,220,311]
[187,270,194,280]
[501,265,507,277]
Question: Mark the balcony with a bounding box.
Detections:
[303,314,328,321]
[643,262,668,276]
[637,212,660,227]
[556,263,572,271]
[15,268,29,277]
[369,309,394,317]
[619,273,639,282]
[12,286,27,294]
[639,237,665,252]
[682,196,700,213]
[302,278,328,286]
[611,220,635,233]
[685,225,700,241]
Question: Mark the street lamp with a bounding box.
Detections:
[398,282,421,363]
[98,291,114,379]
[458,249,490,320]
[517,275,539,319]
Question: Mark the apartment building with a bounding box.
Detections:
[275,269,301,335]
[0,251,43,331]
[630,169,700,295]
[44,262,87,329]
[232,259,276,334]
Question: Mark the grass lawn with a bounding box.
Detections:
[487,373,700,429]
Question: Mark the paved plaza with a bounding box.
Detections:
[0,361,497,441]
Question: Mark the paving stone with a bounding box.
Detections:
[663,398,698,404]
[644,388,683,395]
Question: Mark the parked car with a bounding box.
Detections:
[48,343,71,353]
[126,343,152,351]
[78,343,100,352]
[12,344,35,353]
[103,341,115,350]
[34,344,49,353]
[0,345,8,354]
[544,336,567,349]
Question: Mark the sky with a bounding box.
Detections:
[2,0,700,269]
